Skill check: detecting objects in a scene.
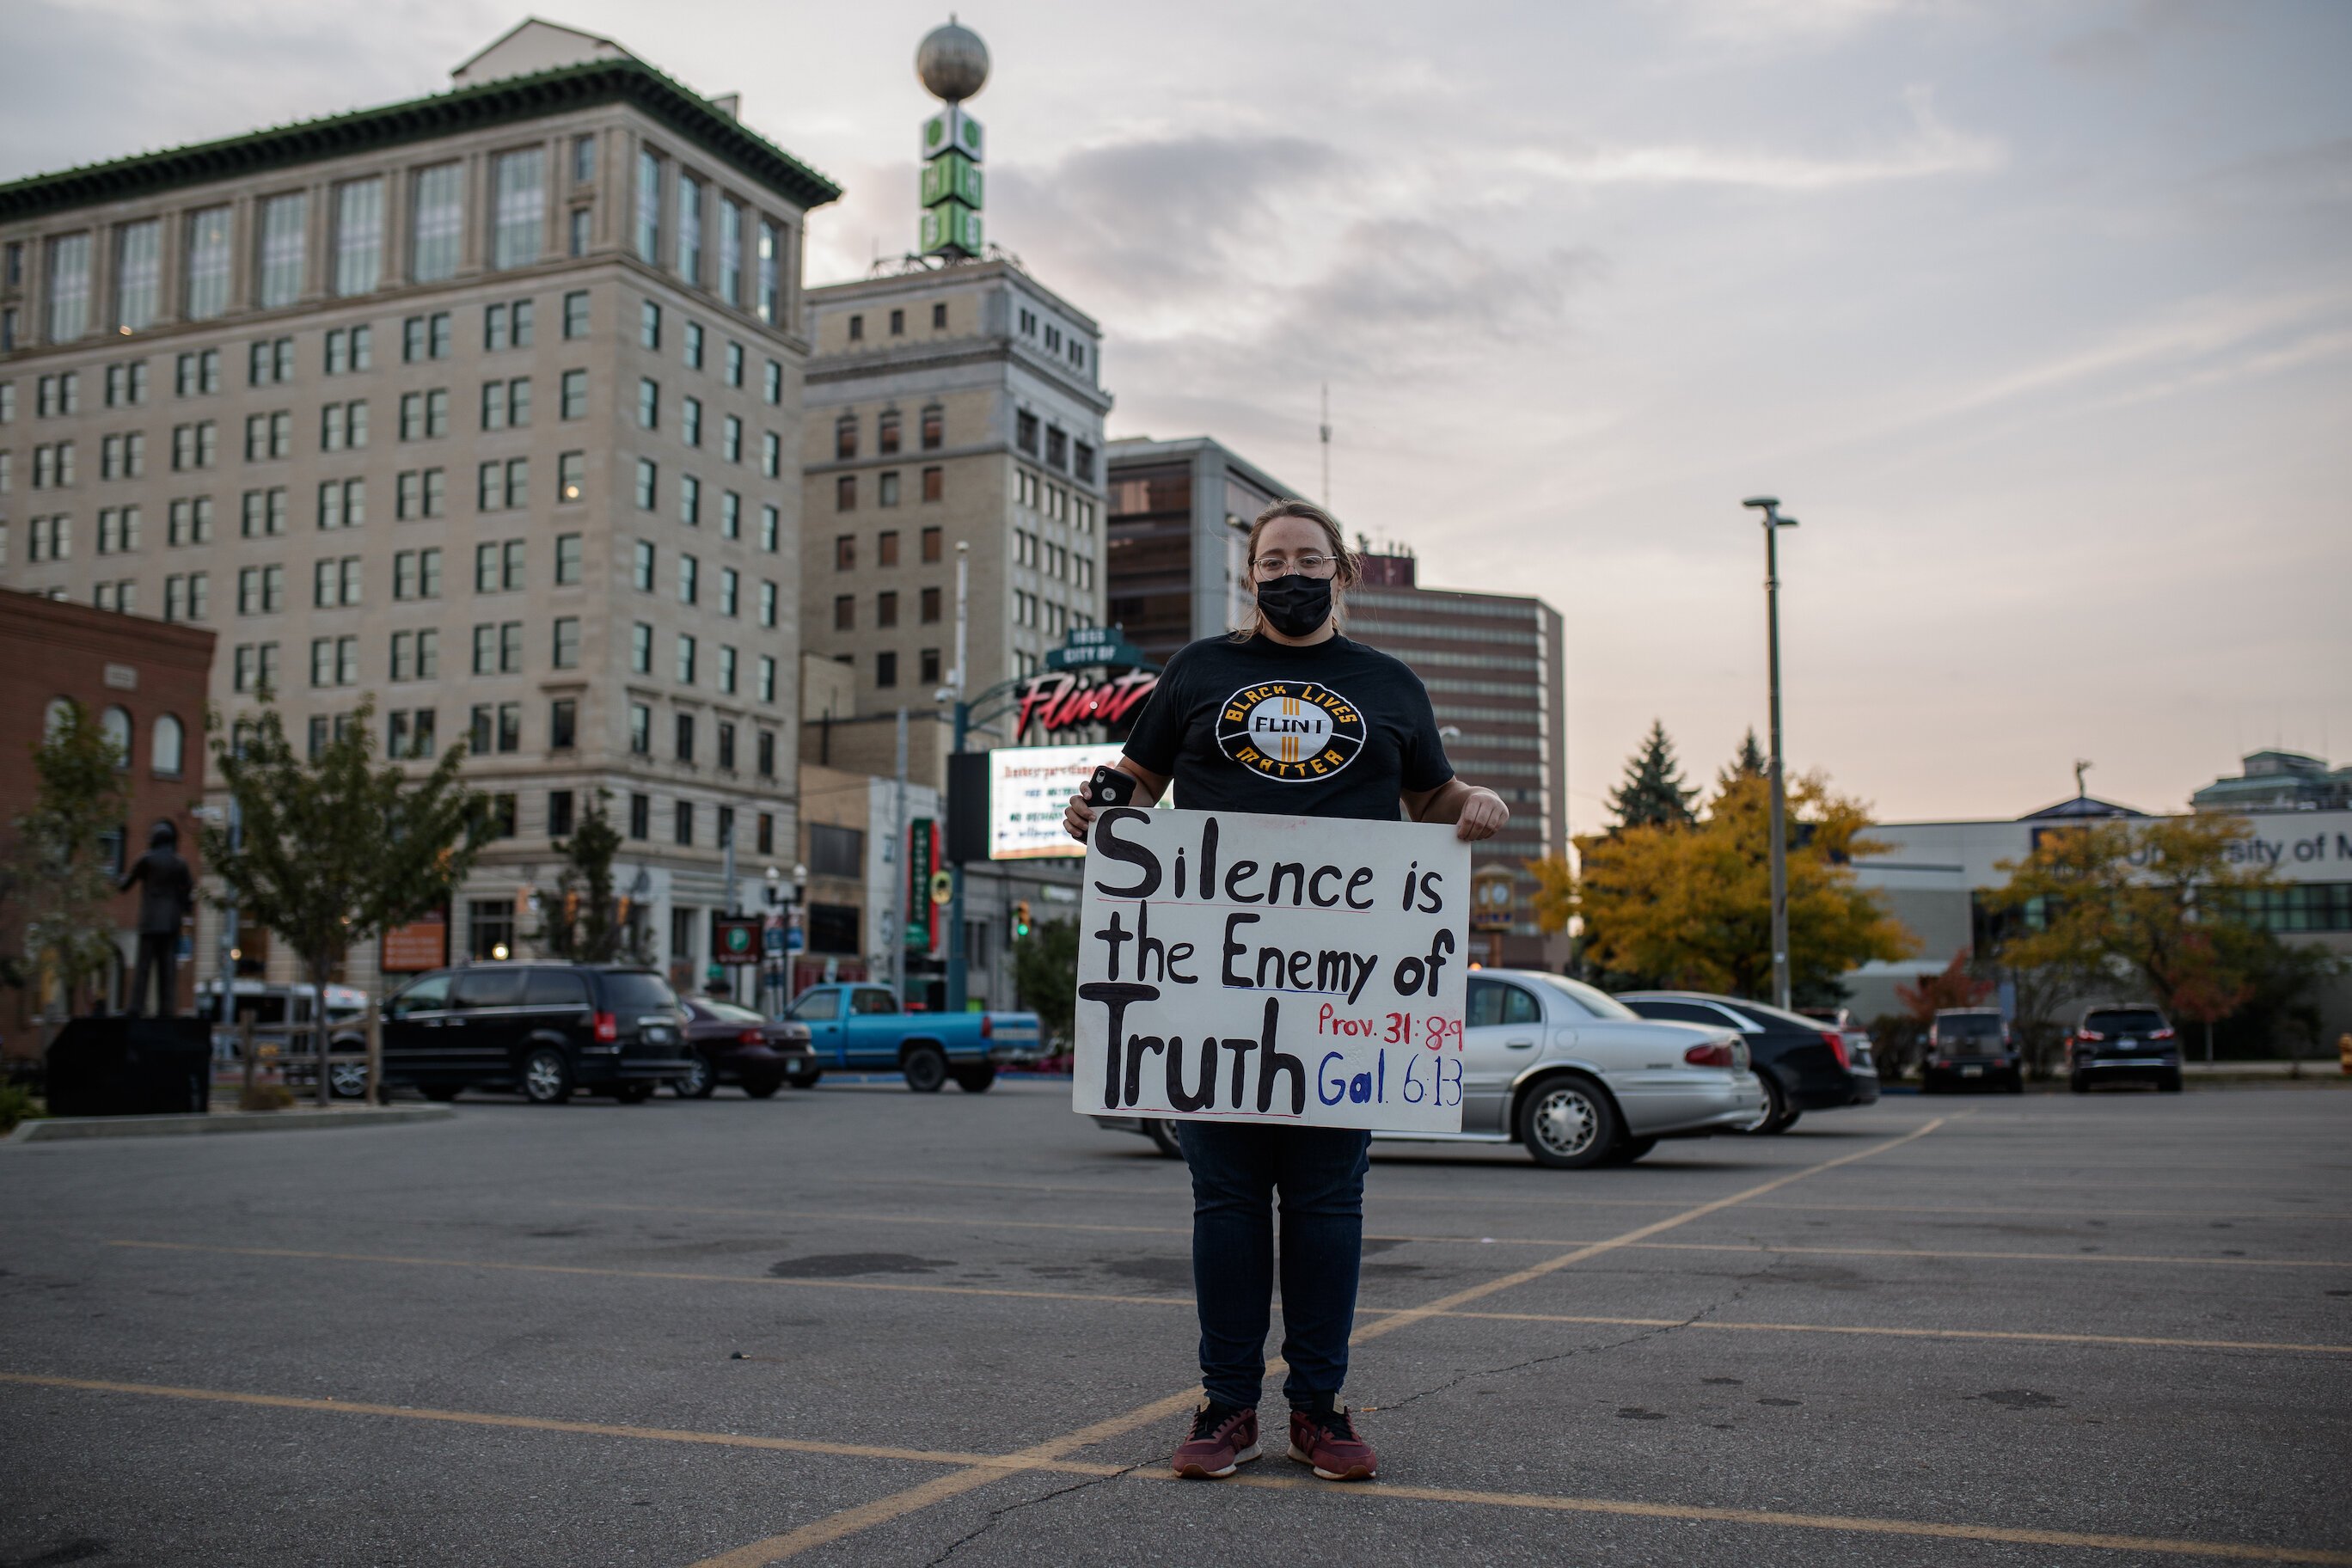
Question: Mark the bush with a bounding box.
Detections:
[0,1080,42,1135]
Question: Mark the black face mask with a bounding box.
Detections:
[1255,573,1333,639]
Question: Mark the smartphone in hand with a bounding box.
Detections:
[1086,764,1139,809]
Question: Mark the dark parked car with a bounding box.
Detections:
[1921,1008,2023,1093]
[1796,1006,1881,1105]
[2067,1004,2183,1093]
[360,965,694,1105]
[1617,991,1865,1133]
[675,998,817,1099]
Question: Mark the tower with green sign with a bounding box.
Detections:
[916,19,989,259]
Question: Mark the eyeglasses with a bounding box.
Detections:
[1251,552,1337,581]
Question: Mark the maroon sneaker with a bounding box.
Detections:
[1171,1400,1260,1479]
[1288,1406,1377,1480]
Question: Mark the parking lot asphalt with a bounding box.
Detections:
[3,1079,2349,1567]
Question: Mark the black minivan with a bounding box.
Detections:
[371,965,693,1104]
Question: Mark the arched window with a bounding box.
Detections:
[101,705,133,769]
[44,697,75,739]
[152,714,186,779]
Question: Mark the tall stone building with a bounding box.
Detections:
[1345,551,1570,970]
[0,21,840,992]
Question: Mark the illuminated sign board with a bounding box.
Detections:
[1013,668,1158,742]
[988,743,1126,861]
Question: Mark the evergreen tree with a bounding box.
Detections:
[1607,720,1697,830]
[1718,728,1768,792]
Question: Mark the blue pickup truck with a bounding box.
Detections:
[783,983,1044,1093]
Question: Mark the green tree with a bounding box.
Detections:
[1606,720,1697,830]
[1012,917,1081,1054]
[8,701,130,1020]
[1559,769,1915,999]
[530,791,647,964]
[1984,814,2321,1057]
[201,697,488,1103]
[1717,728,1767,792]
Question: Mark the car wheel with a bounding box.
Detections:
[328,1061,370,1100]
[1146,1118,1185,1160]
[522,1048,573,1106]
[2006,1074,2025,1094]
[672,1051,716,1099]
[2069,1073,2091,1094]
[742,1074,784,1099]
[2159,1070,2184,1093]
[903,1045,949,1093]
[613,1082,654,1104]
[420,1083,461,1103]
[1598,1136,1658,1167]
[1517,1075,1620,1170]
[1747,1073,1795,1134]
[1920,1075,1939,1095]
[787,1070,822,1089]
[951,1064,997,1093]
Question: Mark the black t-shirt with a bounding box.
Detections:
[1121,633,1454,822]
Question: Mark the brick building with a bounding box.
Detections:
[0,590,215,1050]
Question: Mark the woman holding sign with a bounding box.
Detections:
[1064,499,1509,1483]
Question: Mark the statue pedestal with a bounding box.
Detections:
[46,1016,211,1117]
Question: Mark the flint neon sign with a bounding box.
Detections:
[1014,668,1158,741]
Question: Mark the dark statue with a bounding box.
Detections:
[119,818,194,1018]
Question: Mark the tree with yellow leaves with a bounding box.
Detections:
[1530,767,1914,1001]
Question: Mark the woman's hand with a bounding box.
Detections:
[1063,790,1096,844]
[1455,787,1510,842]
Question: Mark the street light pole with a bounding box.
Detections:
[1743,496,1800,1012]
[945,542,972,1012]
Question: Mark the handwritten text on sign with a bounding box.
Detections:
[1073,808,1469,1132]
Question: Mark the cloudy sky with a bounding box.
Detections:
[7,0,2348,827]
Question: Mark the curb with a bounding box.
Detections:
[5,1106,456,1143]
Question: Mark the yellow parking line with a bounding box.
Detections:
[105,1240,1191,1310]
[1192,1473,2352,1565]
[558,1200,2349,1267]
[0,1370,1121,1475]
[9,1369,2340,1565]
[109,1239,2352,1356]
[1434,1311,2352,1356]
[688,1116,1953,1566]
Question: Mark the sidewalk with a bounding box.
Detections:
[7,1105,455,1144]
[2182,1060,2349,1078]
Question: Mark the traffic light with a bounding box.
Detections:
[1013,900,1032,940]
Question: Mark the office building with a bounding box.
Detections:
[1345,550,1570,970]
[1103,435,1296,664]
[2192,750,2352,814]
[0,20,839,994]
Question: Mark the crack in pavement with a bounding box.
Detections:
[922,1460,1144,1567]
[1364,1259,1784,1418]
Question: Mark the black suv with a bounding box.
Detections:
[1922,1008,2023,1094]
[2067,1004,2183,1093]
[371,965,693,1104]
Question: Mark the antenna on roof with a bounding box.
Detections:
[1319,382,1332,509]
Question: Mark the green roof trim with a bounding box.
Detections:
[0,58,842,223]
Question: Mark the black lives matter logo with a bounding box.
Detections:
[1215,680,1367,783]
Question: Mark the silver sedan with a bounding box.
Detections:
[1095,969,1767,1168]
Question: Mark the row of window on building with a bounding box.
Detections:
[0,137,794,350]
[1,295,788,427]
[40,696,188,779]
[223,625,781,703]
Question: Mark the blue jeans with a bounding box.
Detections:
[1176,1120,1372,1410]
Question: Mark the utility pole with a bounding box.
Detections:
[946,542,972,1011]
[720,802,738,1003]
[1743,496,1800,1012]
[1319,383,1332,509]
[885,707,909,995]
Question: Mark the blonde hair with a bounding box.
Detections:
[1232,499,1357,640]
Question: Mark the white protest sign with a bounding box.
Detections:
[1073,806,1469,1132]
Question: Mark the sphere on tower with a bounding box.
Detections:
[916,17,989,102]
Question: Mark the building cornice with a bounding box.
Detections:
[0,58,842,225]
[807,339,1113,415]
